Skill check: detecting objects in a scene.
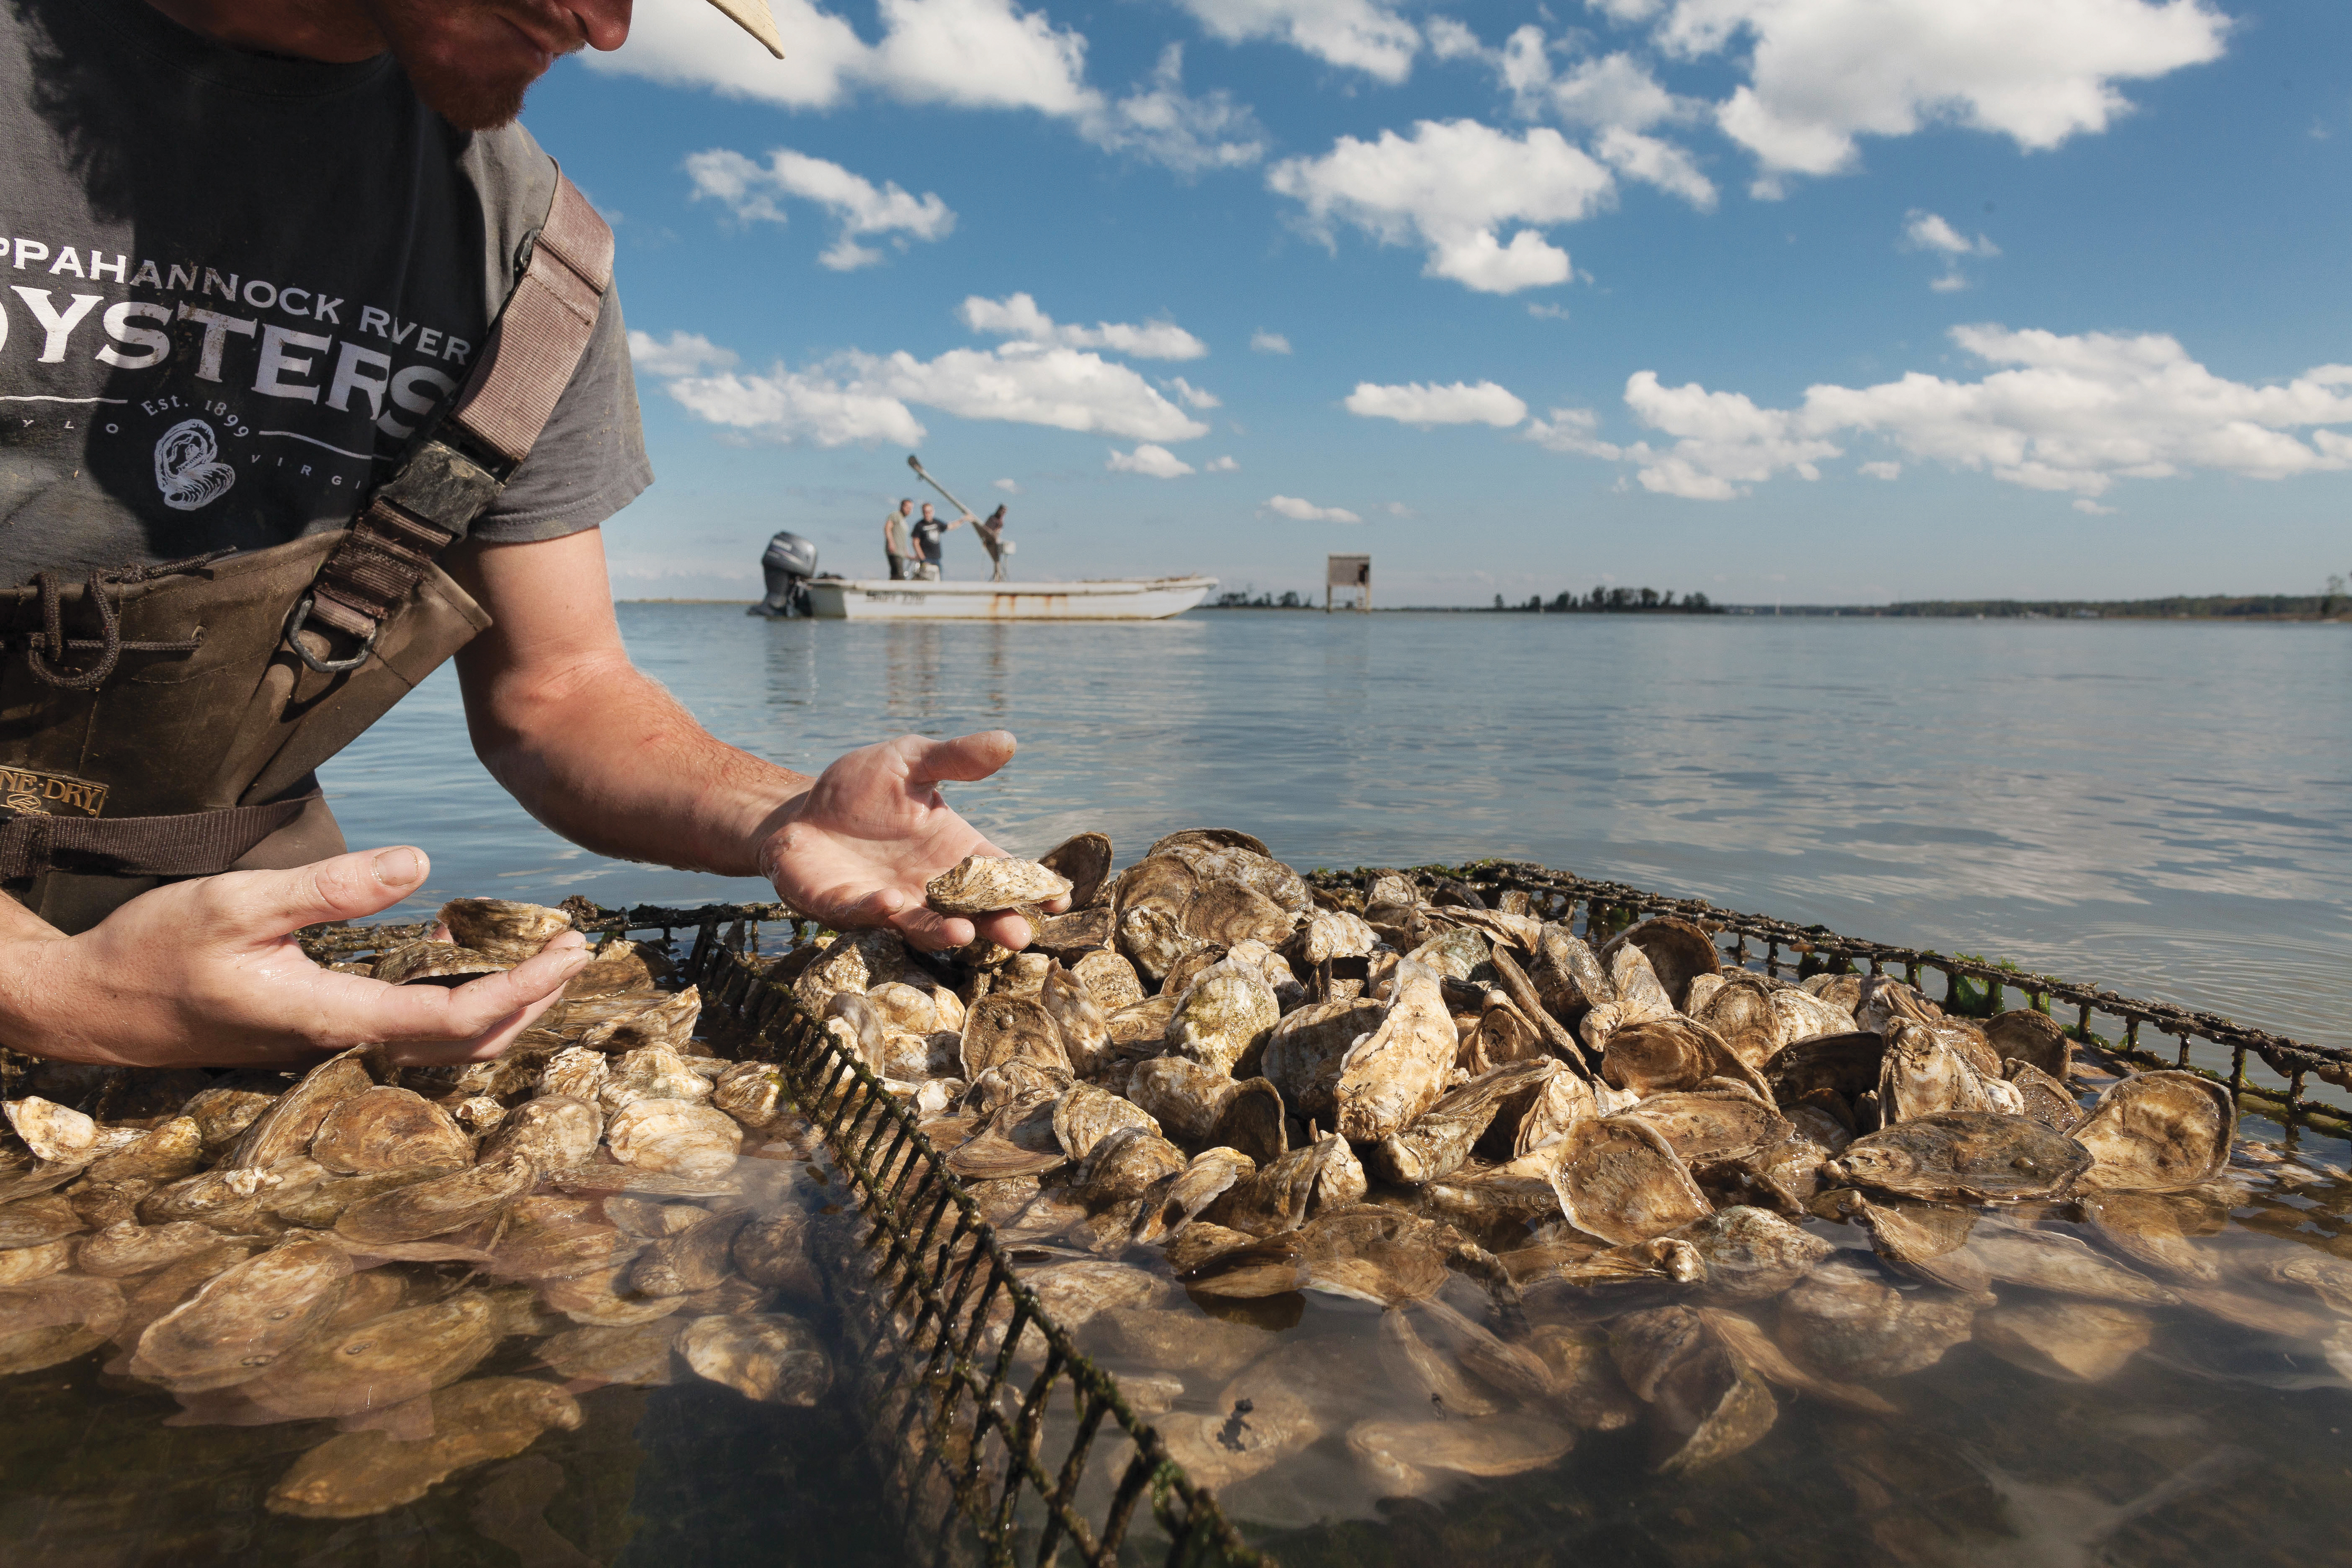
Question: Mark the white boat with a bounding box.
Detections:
[804,575,1217,621]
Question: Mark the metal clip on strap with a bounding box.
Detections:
[286,173,615,669]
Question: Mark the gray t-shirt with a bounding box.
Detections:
[0,0,652,580]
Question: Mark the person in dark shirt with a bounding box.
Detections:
[976,506,1009,582]
[908,501,969,581]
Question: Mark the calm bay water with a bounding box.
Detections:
[330,605,2352,1051]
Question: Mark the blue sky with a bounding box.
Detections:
[522,0,2352,605]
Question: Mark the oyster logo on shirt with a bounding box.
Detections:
[153,416,236,511]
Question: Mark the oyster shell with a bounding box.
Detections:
[1370,1059,1555,1186]
[234,1294,499,1421]
[1604,916,1721,1010]
[439,897,573,962]
[2006,1059,2084,1131]
[1622,1085,1791,1167]
[1976,1299,2150,1382]
[959,993,1071,1080]
[228,1050,371,1170]
[679,1312,833,1404]
[1164,956,1280,1077]
[598,1043,713,1114]
[336,1152,538,1245]
[1349,1415,1574,1494]
[266,1377,583,1519]
[1673,1204,1834,1301]
[0,1274,125,1374]
[538,1317,684,1387]
[1823,1111,2092,1202]
[1879,1022,2016,1123]
[0,1236,72,1286]
[711,1061,785,1128]
[1984,1008,2071,1079]
[2071,1070,2233,1192]
[481,1095,603,1174]
[537,1046,609,1103]
[1199,1132,1365,1237]
[1088,1303,1272,1376]
[372,940,509,986]
[1776,1261,1984,1381]
[1071,950,1145,1012]
[2079,1190,2223,1282]
[631,1209,754,1297]
[731,1211,821,1299]
[1693,1307,1896,1415]
[0,1191,83,1250]
[926,854,1073,915]
[1260,997,1388,1123]
[1333,959,1456,1143]
[1038,831,1115,907]
[1549,1115,1712,1246]
[1039,963,1113,1077]
[129,1233,352,1391]
[310,1086,472,1175]
[1602,1016,1758,1100]
[180,1087,278,1154]
[606,1099,743,1180]
[1184,1205,1452,1306]
[1076,1126,1188,1209]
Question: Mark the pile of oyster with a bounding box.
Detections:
[0,898,833,1520]
[803,832,2352,1496]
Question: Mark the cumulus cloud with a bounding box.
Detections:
[1081,45,1266,174]
[1166,377,1222,409]
[686,148,955,270]
[1534,325,2352,500]
[995,478,1021,492]
[1251,330,1293,354]
[628,329,738,378]
[648,340,1209,448]
[1172,0,1421,82]
[1268,120,1615,294]
[1902,209,2000,291]
[592,0,1092,114]
[1344,379,1528,426]
[1644,0,2231,191]
[1264,494,1363,522]
[1204,454,1240,470]
[959,293,1209,360]
[1593,126,1716,208]
[1859,460,1902,479]
[1108,443,1196,477]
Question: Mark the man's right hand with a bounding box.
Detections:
[0,847,589,1070]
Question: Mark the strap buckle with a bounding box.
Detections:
[283,593,375,674]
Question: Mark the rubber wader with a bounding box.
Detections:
[0,175,613,935]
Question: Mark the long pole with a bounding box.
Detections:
[907,454,1005,581]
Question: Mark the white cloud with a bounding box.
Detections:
[1268,120,1615,294]
[1859,460,1902,479]
[959,293,1209,360]
[1647,0,2231,188]
[1535,324,2352,500]
[1204,454,1240,470]
[662,367,928,448]
[592,0,1093,115]
[2073,498,2118,514]
[1172,0,1421,82]
[1108,443,1196,477]
[1081,45,1266,174]
[1344,379,1528,426]
[1593,126,1716,208]
[1527,302,1570,320]
[994,477,1022,492]
[627,329,738,377]
[1903,210,1998,257]
[1251,330,1293,354]
[649,340,1209,448]
[685,147,955,270]
[1264,494,1363,522]
[1166,377,1223,409]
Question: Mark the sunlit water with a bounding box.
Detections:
[337,607,2352,1051]
[10,608,2350,1566]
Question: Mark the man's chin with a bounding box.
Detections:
[405,59,535,130]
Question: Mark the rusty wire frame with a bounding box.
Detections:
[294,858,2348,1562]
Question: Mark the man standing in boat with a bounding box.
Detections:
[0,0,1052,1071]
[882,497,916,580]
[976,506,1010,583]
[908,502,971,582]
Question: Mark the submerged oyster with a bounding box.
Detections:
[2071,1071,2233,1192]
[678,1313,831,1404]
[129,1233,352,1391]
[1777,1262,1984,1381]
[0,1274,124,1374]
[235,1294,499,1421]
[926,855,1073,916]
[267,1378,583,1519]
[1349,1415,1574,1495]
[1824,1112,2091,1202]
[1550,1115,1712,1246]
[336,1152,538,1245]
[1976,1299,2150,1382]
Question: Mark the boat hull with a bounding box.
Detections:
[804,576,1215,621]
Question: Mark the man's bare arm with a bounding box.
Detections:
[447,530,1053,951]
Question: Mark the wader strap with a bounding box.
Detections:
[298,173,615,646]
[0,792,315,883]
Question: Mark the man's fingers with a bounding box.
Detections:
[902,730,1015,787]
[210,847,433,939]
[972,909,1031,951]
[378,985,564,1067]
[888,905,975,953]
[342,936,589,1043]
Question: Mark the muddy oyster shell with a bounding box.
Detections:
[2071,1070,2232,1192]
[1977,1298,2150,1383]
[438,898,573,963]
[372,940,510,986]
[1165,956,1280,1077]
[1621,1086,1791,1167]
[959,993,1070,1081]
[1984,1008,2071,1079]
[1824,1111,2092,1202]
[926,855,1073,915]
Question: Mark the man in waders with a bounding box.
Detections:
[0,0,1051,1071]
[883,498,916,580]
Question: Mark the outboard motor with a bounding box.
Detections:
[750,530,819,618]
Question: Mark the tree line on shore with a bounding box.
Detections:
[1493,587,1720,612]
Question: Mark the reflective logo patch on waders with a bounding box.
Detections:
[0,767,109,818]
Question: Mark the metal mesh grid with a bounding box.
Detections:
[294,860,2347,1564]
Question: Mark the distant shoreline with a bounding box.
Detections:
[621,596,2351,622]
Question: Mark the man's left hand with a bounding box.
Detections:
[756,730,1065,952]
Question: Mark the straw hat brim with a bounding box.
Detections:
[705,0,785,58]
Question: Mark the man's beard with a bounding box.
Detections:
[362,0,576,131]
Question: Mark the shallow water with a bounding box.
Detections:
[8,609,2351,1566]
[335,607,2352,1050]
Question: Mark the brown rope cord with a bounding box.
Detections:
[21,550,231,689]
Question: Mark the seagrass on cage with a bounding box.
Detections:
[294,861,2352,1566]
